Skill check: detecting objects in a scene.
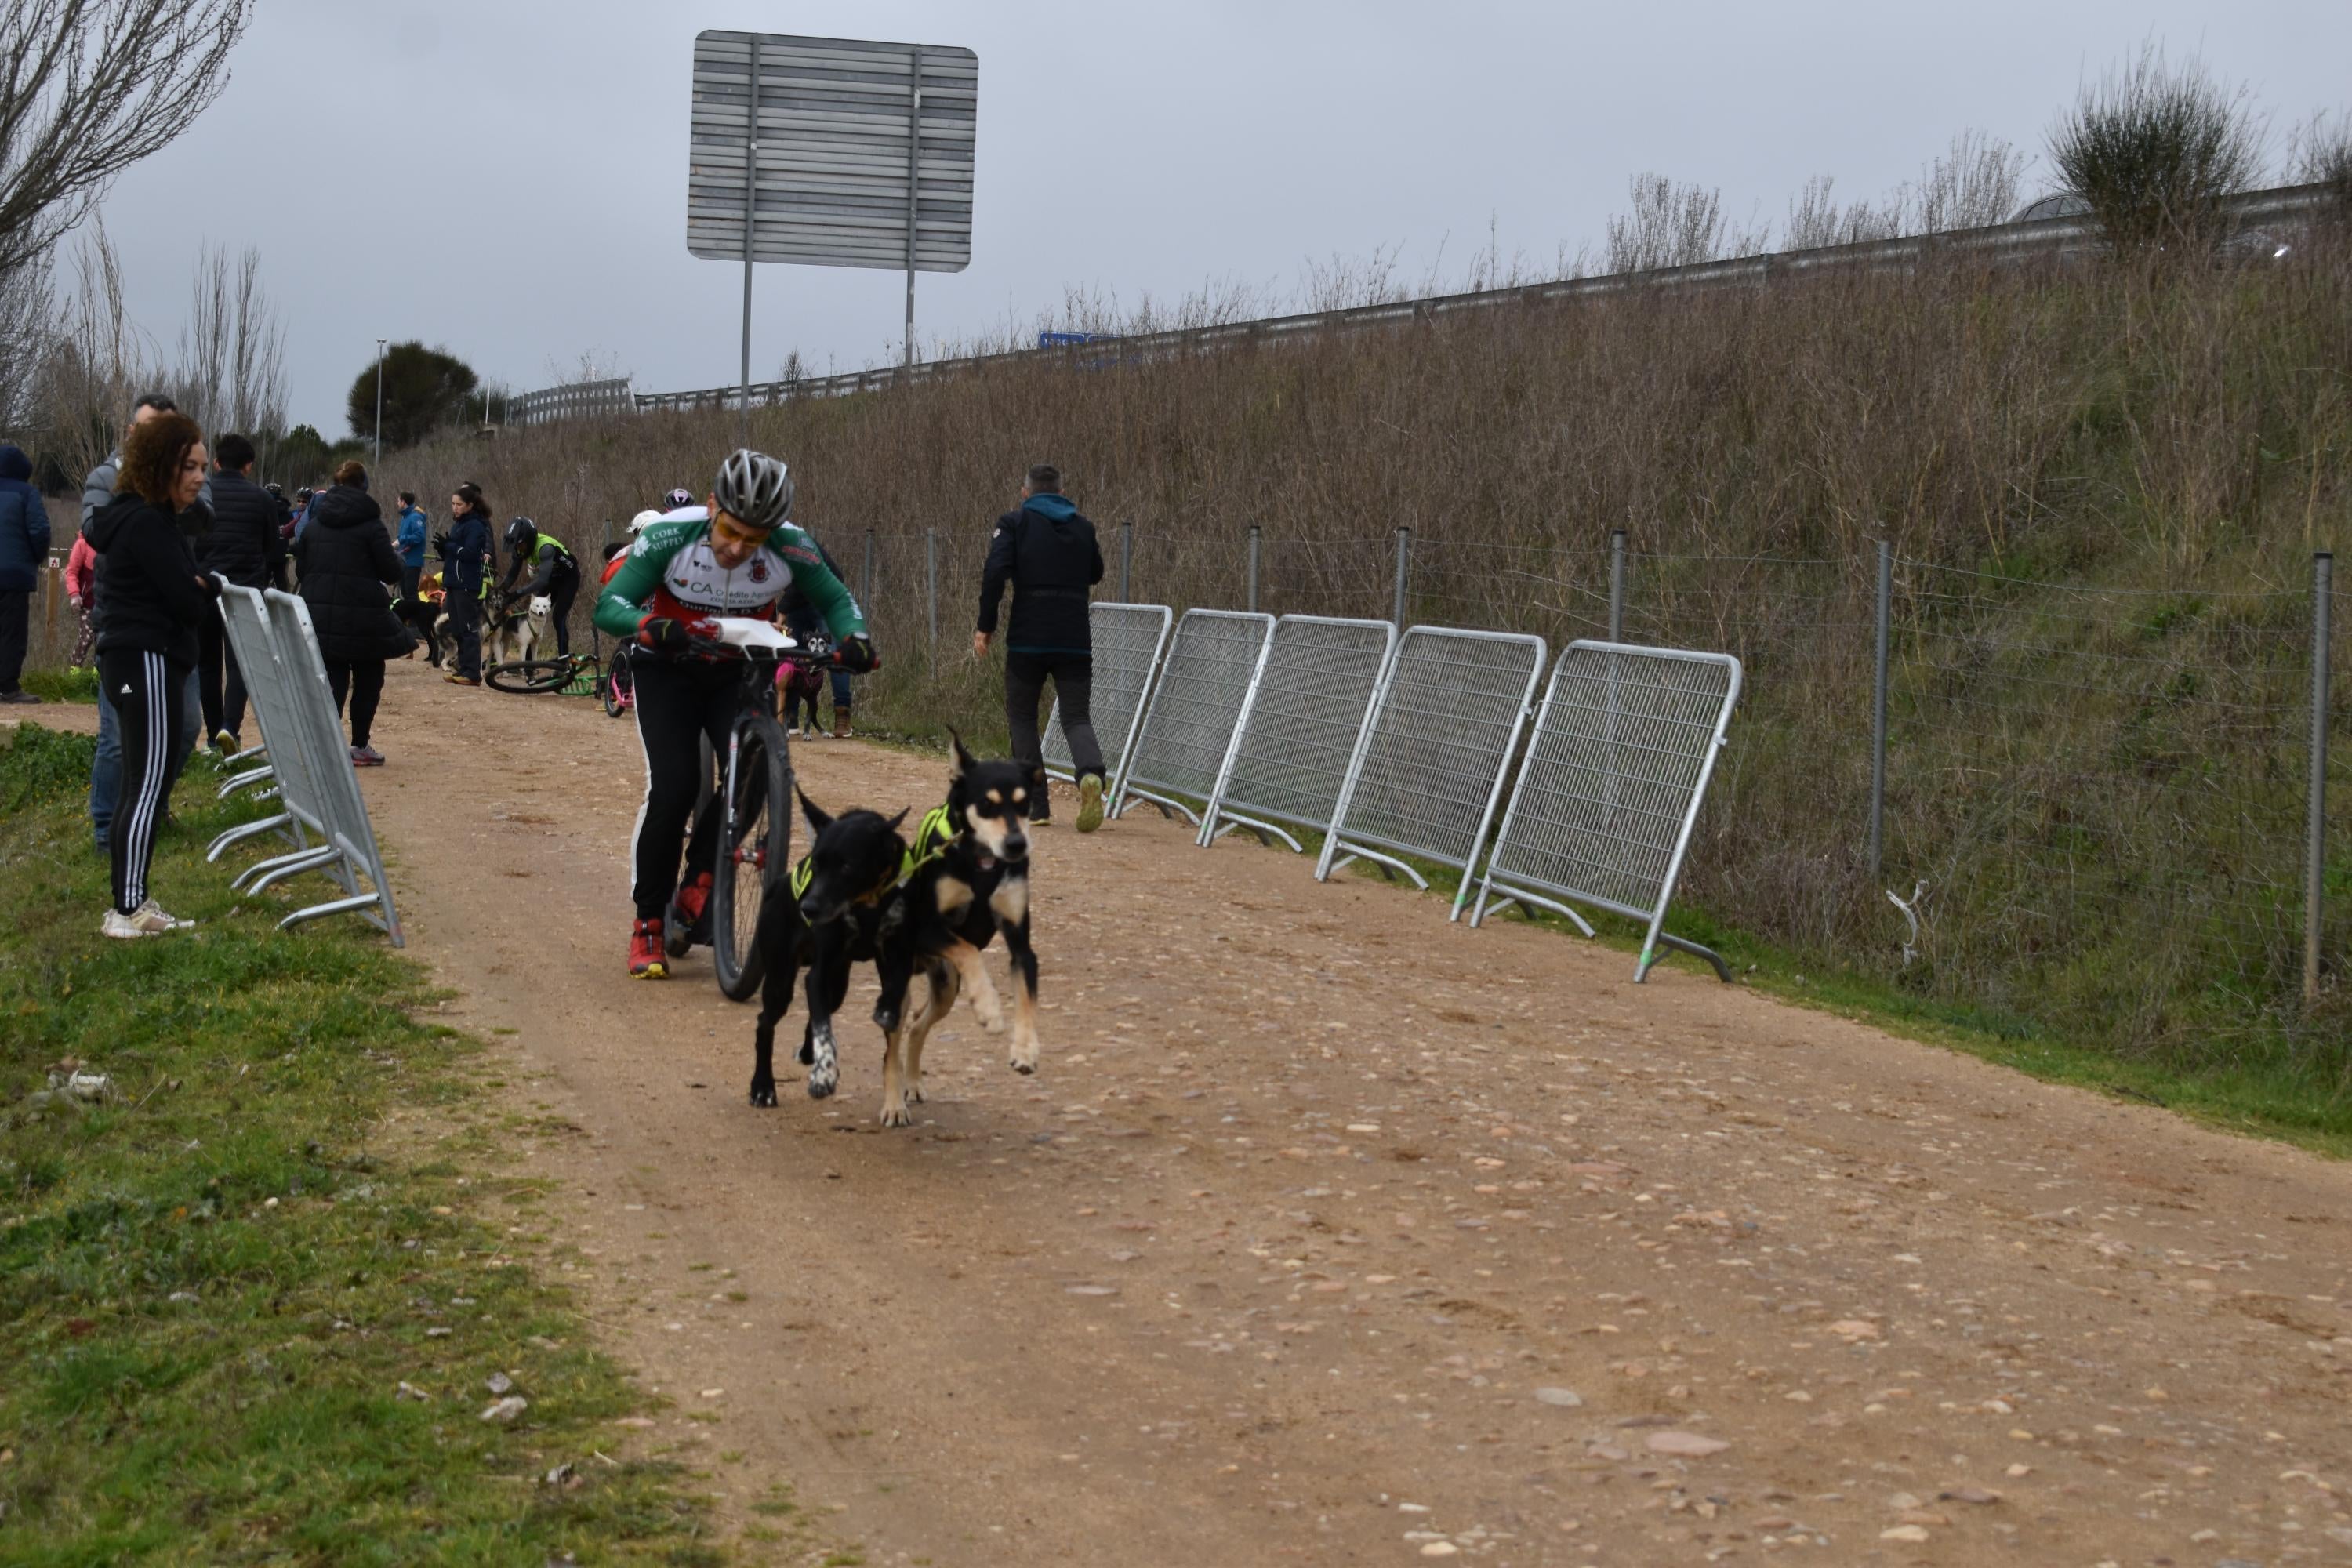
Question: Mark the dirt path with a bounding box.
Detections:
[289,660,2352,1563]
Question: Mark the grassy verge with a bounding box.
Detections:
[0,724,734,1564]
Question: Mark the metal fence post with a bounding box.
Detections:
[862,528,877,610]
[1609,528,1627,642]
[1392,525,1411,628]
[1870,539,1892,884]
[2307,550,2334,1006]
[925,528,938,671]
[1246,524,1261,614]
[1120,520,1133,601]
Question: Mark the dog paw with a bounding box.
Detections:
[749,1078,778,1109]
[905,1076,925,1105]
[1008,1041,1039,1076]
[873,1005,900,1033]
[878,1093,912,1128]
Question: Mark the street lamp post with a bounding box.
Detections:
[372,338,387,472]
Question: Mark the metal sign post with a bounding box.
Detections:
[688,31,977,433]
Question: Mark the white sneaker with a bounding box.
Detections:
[103,900,194,938]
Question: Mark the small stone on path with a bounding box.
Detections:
[1534,1387,1583,1408]
[1645,1430,1730,1457]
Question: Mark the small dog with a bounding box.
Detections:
[748,793,909,1109]
[869,731,1045,1127]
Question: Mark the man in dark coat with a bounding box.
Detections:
[0,443,48,703]
[291,460,412,765]
[975,463,1108,831]
[193,432,285,750]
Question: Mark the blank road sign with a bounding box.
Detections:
[688,31,977,272]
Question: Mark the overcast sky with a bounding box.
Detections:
[81,0,2352,434]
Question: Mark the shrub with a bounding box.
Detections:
[2048,45,2264,253]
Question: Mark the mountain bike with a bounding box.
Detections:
[484,610,608,695]
[668,622,840,1001]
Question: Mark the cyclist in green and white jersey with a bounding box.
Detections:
[595,448,877,979]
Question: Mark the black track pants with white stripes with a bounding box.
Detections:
[100,648,188,916]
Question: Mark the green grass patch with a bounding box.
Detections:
[0,724,731,1563]
[20,665,100,703]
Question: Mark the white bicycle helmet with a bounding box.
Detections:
[627,508,664,533]
[713,448,793,529]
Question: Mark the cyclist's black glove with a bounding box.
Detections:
[639,615,694,653]
[834,635,879,673]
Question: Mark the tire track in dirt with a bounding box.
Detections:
[332,660,2352,1563]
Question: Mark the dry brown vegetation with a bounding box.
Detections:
[384,231,2352,1077]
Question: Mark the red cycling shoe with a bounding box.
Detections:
[666,871,713,956]
[629,917,670,979]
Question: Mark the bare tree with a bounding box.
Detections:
[2048,45,2266,252]
[39,221,150,482]
[0,0,254,278]
[0,252,55,437]
[169,241,285,435]
[1783,175,1904,251]
[1606,174,1767,274]
[1911,129,2029,233]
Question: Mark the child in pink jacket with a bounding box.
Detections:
[65,533,96,666]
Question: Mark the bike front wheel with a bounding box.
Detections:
[602,651,633,719]
[710,712,793,1001]
[484,658,575,695]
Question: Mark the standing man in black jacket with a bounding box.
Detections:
[975,464,1108,833]
[195,432,285,753]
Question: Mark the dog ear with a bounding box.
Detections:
[946,725,973,780]
[884,808,910,833]
[797,788,833,836]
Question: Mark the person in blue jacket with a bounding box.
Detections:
[0,442,49,703]
[392,489,437,663]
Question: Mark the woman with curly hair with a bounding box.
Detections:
[87,411,217,938]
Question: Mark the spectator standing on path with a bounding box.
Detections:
[88,411,216,938]
[437,482,492,684]
[84,394,208,853]
[293,459,412,766]
[392,489,437,664]
[194,432,285,753]
[0,444,48,704]
[975,463,1108,832]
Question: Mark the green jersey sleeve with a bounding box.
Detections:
[770,525,868,641]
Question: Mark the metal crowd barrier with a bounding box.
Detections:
[1316,626,1548,919]
[1197,615,1396,852]
[202,584,403,944]
[1041,602,1174,784]
[1111,609,1275,824]
[1471,642,1741,980]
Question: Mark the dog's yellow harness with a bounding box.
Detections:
[787,803,960,908]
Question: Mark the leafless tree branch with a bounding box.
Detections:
[0,0,253,278]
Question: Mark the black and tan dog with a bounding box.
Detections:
[869,732,1045,1127]
[747,793,908,1109]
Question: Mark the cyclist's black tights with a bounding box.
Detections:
[630,655,743,920]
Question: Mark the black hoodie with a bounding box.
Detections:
[976,492,1105,655]
[292,484,413,662]
[89,492,212,666]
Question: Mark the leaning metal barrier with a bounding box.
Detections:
[1316,626,1547,918]
[1471,641,1741,982]
[1041,602,1174,785]
[1197,615,1396,852]
[220,591,405,943]
[208,585,322,866]
[1111,609,1276,823]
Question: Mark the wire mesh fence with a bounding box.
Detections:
[1113,609,1273,820]
[1201,615,1396,851]
[1040,603,1171,782]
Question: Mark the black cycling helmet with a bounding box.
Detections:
[713,450,793,529]
[662,487,695,512]
[505,516,538,548]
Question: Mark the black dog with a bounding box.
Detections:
[869,731,1045,1127]
[748,793,908,1109]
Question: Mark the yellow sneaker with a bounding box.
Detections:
[1075,775,1105,833]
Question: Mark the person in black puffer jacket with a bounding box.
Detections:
[89,411,218,937]
[193,431,287,752]
[292,459,413,765]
